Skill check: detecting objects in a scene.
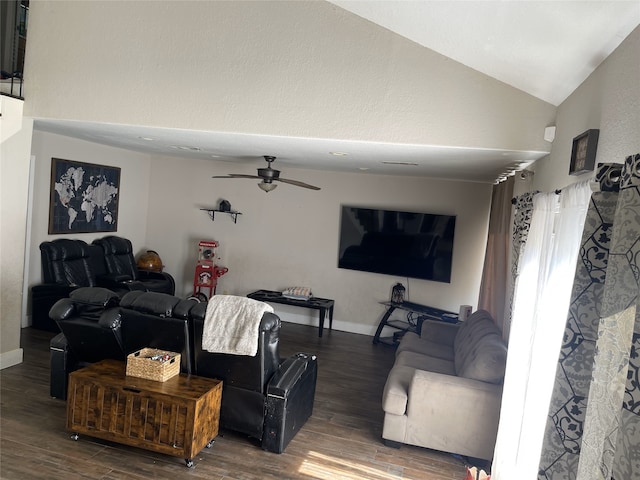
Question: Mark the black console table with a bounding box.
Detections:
[373,301,458,345]
[247,290,335,338]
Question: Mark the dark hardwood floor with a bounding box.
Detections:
[0,324,467,479]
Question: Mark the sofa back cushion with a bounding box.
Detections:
[40,239,97,287]
[190,304,281,393]
[453,310,507,384]
[119,309,192,374]
[93,236,138,280]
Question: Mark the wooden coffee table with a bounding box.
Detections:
[66,359,222,467]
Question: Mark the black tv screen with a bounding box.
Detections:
[338,206,456,283]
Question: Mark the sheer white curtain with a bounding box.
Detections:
[492,180,592,479]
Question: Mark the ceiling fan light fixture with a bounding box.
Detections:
[258,181,277,192]
[212,156,320,191]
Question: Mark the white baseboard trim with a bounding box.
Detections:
[277,311,377,337]
[0,348,24,370]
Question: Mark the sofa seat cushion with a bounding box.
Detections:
[396,332,455,361]
[395,351,456,376]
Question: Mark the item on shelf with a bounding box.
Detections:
[459,305,473,321]
[391,283,406,303]
[282,286,312,300]
[442,313,459,323]
[219,199,231,212]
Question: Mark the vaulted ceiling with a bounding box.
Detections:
[34,1,640,183]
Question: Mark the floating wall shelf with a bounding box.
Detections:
[200,208,242,223]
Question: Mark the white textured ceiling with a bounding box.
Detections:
[34,1,640,184]
[331,0,640,106]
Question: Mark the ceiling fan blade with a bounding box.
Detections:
[212,174,261,179]
[277,177,321,190]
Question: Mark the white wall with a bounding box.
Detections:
[26,132,153,298]
[24,131,491,336]
[145,156,492,335]
[532,26,640,192]
[0,97,31,368]
[24,1,555,154]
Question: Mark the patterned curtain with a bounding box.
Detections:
[578,153,640,479]
[538,154,640,479]
[503,191,537,343]
[538,163,619,478]
[493,180,593,480]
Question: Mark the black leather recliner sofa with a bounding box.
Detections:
[92,236,175,295]
[49,288,194,400]
[190,302,317,453]
[48,288,317,454]
[31,236,175,331]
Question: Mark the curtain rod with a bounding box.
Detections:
[511,188,561,204]
[511,179,594,204]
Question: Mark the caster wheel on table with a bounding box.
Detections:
[185,459,194,468]
[206,439,215,448]
[70,433,79,441]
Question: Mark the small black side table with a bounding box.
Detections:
[373,301,458,345]
[247,290,335,338]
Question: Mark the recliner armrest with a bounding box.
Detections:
[98,273,132,283]
[49,299,76,322]
[138,270,167,281]
[267,352,317,398]
[263,352,317,453]
[96,275,146,292]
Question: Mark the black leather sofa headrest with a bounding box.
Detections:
[95,236,131,255]
[70,287,120,307]
[120,291,181,317]
[41,239,88,261]
[50,287,120,325]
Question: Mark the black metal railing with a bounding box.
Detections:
[1,0,28,99]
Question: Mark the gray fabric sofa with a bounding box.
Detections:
[381,309,507,460]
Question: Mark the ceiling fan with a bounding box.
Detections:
[212,156,321,192]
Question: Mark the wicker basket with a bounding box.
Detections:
[126,348,180,382]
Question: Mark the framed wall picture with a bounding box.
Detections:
[48,158,121,234]
[569,129,599,175]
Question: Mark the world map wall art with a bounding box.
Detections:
[48,158,121,234]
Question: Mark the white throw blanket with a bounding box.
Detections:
[202,295,274,356]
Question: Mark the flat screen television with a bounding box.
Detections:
[337,206,456,283]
